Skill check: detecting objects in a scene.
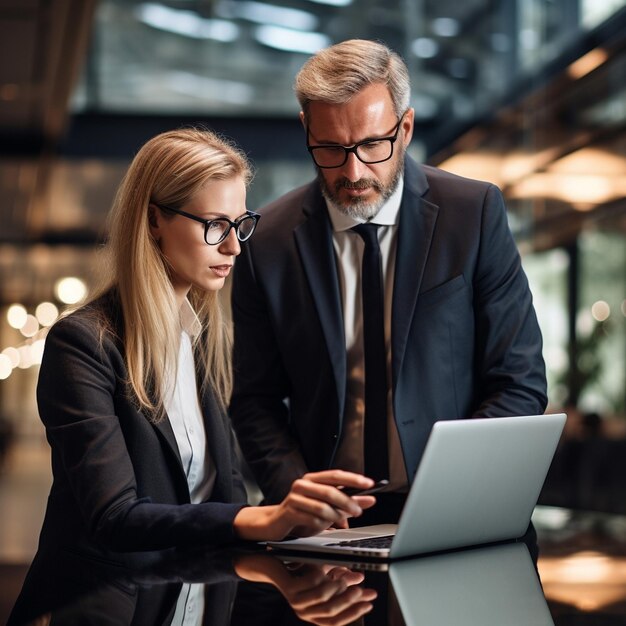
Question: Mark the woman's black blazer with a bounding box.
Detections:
[30,289,247,563]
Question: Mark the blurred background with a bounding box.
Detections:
[0,0,625,613]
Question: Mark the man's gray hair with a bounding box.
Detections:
[295,39,411,119]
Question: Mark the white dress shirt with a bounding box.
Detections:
[164,300,216,625]
[163,299,217,504]
[171,582,204,626]
[325,179,409,490]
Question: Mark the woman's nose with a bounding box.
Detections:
[219,227,241,255]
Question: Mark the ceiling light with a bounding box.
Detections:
[17,346,33,369]
[432,17,460,37]
[411,38,439,59]
[255,26,329,54]
[55,277,87,305]
[509,172,626,207]
[567,48,609,80]
[167,72,254,105]
[7,304,27,330]
[548,147,626,176]
[591,301,610,322]
[216,1,318,31]
[0,354,12,380]
[136,3,239,42]
[2,347,20,369]
[19,315,39,338]
[304,0,352,6]
[36,302,59,327]
[519,29,539,50]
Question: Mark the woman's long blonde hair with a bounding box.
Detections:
[97,127,252,419]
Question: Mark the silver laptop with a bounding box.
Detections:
[266,413,566,559]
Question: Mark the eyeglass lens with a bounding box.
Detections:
[205,216,257,245]
[312,140,394,168]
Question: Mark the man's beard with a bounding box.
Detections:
[318,146,405,221]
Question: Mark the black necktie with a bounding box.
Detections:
[351,223,389,481]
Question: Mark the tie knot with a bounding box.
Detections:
[351,223,380,249]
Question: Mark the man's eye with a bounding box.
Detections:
[360,141,384,151]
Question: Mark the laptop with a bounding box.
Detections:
[389,541,554,625]
[266,413,566,559]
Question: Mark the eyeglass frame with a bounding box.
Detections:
[306,110,408,169]
[152,202,260,245]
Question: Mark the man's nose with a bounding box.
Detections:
[340,151,368,182]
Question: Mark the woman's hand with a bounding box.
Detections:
[233,470,376,541]
[233,553,376,626]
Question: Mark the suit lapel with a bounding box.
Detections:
[294,190,347,416]
[199,386,233,502]
[152,411,191,500]
[391,160,439,391]
[106,290,190,497]
[150,355,233,503]
[152,415,183,465]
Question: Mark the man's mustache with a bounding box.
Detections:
[335,178,381,192]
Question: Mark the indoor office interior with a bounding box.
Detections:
[0,0,625,623]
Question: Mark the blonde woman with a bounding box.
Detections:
[16,128,376,578]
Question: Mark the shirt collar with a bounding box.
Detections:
[180,298,202,339]
[326,177,404,233]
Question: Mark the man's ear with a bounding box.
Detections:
[299,110,306,130]
[401,107,415,147]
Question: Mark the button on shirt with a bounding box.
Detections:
[172,582,204,626]
[164,300,217,505]
[325,179,409,491]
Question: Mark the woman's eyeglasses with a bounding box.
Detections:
[153,204,260,245]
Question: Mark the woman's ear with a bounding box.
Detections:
[148,204,160,241]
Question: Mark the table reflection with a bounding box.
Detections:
[389,542,552,626]
[9,540,553,625]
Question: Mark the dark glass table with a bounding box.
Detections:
[8,506,626,625]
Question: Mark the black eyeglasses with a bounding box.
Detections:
[153,203,260,245]
[306,111,407,169]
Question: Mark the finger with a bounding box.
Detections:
[286,491,349,525]
[302,470,374,490]
[331,518,350,530]
[289,578,348,610]
[314,601,375,626]
[352,495,377,510]
[326,567,364,586]
[297,585,372,620]
[291,480,363,517]
[279,510,336,540]
[282,569,330,595]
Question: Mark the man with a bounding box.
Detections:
[230,39,547,523]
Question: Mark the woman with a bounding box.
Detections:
[18,128,376,569]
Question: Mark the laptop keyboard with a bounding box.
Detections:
[325,535,394,549]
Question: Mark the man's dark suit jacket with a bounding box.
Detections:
[231,157,548,504]
[21,290,246,571]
